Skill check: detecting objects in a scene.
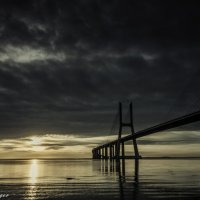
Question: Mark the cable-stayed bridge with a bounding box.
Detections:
[92,102,200,160]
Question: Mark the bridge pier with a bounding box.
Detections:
[122,142,125,159]
[98,149,100,159]
[109,145,112,160]
[102,147,104,159]
[92,150,94,159]
[115,143,118,159]
[105,146,108,159]
[93,149,96,159]
[112,145,115,158]
[93,149,100,159]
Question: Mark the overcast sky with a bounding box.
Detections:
[0,0,200,158]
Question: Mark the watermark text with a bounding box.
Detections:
[0,194,9,198]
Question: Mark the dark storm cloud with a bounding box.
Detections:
[0,0,200,139]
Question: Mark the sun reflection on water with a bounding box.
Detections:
[29,159,38,184]
[27,159,39,200]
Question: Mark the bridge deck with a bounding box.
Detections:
[93,110,200,150]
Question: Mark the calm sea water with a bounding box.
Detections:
[0,159,199,200]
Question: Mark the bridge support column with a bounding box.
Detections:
[96,150,99,159]
[112,145,115,158]
[99,149,101,159]
[116,103,122,160]
[115,143,118,159]
[122,142,125,159]
[98,149,101,159]
[105,147,108,159]
[93,150,97,159]
[130,103,140,159]
[109,145,112,160]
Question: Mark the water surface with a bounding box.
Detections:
[0,159,199,199]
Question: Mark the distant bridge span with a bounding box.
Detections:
[92,103,200,159]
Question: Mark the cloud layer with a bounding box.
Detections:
[0,131,199,158]
[0,0,199,157]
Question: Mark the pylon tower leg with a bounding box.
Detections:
[116,102,140,160]
[130,102,140,159]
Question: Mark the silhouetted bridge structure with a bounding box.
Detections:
[92,102,200,160]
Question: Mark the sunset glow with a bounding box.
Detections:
[30,137,42,146]
[0,131,199,158]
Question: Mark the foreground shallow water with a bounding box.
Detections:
[0,159,199,199]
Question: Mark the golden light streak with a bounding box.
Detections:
[29,159,38,184]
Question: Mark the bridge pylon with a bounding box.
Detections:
[92,102,140,160]
[116,102,140,160]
